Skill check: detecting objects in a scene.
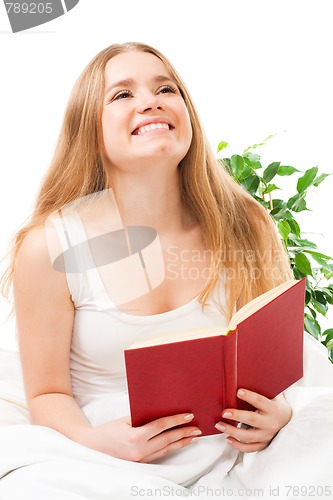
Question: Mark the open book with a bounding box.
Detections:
[124,278,306,436]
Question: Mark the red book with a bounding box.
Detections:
[124,278,305,436]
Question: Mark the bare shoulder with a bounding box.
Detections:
[14,225,72,307]
[16,225,52,267]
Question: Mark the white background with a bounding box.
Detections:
[0,0,332,349]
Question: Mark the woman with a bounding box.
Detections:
[1,42,332,498]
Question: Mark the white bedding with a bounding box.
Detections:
[0,334,333,500]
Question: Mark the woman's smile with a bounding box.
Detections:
[133,122,172,136]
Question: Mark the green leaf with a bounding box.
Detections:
[272,210,287,220]
[305,290,312,305]
[295,252,312,276]
[217,141,228,153]
[287,218,301,237]
[270,199,287,218]
[313,173,331,187]
[243,153,262,169]
[230,155,245,180]
[283,210,295,220]
[297,167,318,193]
[241,173,260,193]
[287,193,307,212]
[264,183,281,194]
[323,329,333,343]
[321,287,333,304]
[316,258,333,272]
[314,290,328,304]
[304,250,333,261]
[312,299,328,316]
[277,165,301,176]
[306,305,317,319]
[323,268,333,280]
[272,208,293,220]
[306,253,333,272]
[263,162,280,183]
[277,220,291,240]
[271,199,286,209]
[290,237,317,249]
[304,314,321,339]
[238,165,254,182]
[245,153,260,162]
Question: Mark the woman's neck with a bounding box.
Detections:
[106,168,192,235]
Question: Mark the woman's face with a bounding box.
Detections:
[101,51,193,172]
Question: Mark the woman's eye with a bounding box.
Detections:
[113,90,132,101]
[158,85,177,94]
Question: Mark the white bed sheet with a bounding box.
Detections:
[0,334,333,500]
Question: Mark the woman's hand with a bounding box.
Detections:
[83,413,202,463]
[215,389,292,453]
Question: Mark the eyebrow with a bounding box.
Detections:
[104,74,176,99]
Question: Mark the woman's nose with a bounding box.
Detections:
[136,94,165,113]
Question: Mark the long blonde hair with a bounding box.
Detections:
[1,42,292,318]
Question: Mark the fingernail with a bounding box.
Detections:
[215,423,225,432]
[223,412,233,418]
[226,438,233,445]
[191,429,202,436]
[191,437,200,443]
[184,413,194,421]
[237,389,246,397]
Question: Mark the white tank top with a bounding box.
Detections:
[47,201,238,480]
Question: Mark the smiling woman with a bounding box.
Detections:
[0,42,333,498]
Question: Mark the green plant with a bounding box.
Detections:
[218,136,333,362]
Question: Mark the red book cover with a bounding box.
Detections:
[124,278,305,436]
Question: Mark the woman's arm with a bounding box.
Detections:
[14,226,201,462]
[14,226,92,441]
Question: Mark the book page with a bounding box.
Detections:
[127,324,229,349]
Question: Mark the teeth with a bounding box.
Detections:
[137,122,170,135]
